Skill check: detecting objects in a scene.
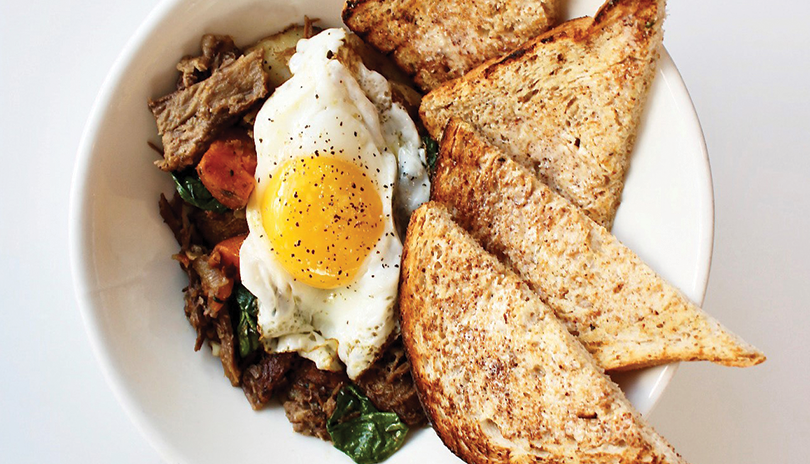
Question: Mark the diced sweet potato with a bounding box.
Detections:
[197,132,257,209]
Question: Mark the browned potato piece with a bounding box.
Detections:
[246,23,422,117]
[246,25,311,87]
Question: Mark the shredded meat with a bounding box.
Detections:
[282,360,349,440]
[149,49,270,172]
[190,207,249,247]
[214,305,241,386]
[181,263,217,351]
[175,245,241,385]
[356,337,426,426]
[303,16,317,39]
[242,352,297,409]
[159,192,204,249]
[176,35,241,90]
[159,191,248,250]
[190,250,233,316]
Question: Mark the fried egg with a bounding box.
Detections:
[240,28,429,379]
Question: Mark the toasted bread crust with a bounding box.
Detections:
[343,0,559,92]
[431,119,766,371]
[400,202,687,463]
[420,0,665,228]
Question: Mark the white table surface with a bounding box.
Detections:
[1,1,808,463]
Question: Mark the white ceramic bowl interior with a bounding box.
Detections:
[70,0,713,463]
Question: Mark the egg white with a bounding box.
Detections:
[240,28,427,379]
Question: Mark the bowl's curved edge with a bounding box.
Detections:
[68,0,190,463]
[68,5,715,462]
[640,47,714,417]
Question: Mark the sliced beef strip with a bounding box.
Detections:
[149,49,270,172]
[282,360,349,440]
[242,352,297,410]
[355,336,426,426]
[176,34,242,90]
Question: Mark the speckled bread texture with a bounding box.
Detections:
[342,0,559,92]
[400,202,687,464]
[431,119,766,371]
[420,0,666,228]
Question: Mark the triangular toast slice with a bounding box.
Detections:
[343,0,560,92]
[420,0,666,228]
[400,202,688,464]
[431,119,765,371]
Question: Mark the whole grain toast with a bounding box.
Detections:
[400,202,688,464]
[343,0,560,92]
[420,0,666,228]
[431,119,766,371]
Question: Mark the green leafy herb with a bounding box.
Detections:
[422,135,439,175]
[233,283,260,358]
[171,170,229,213]
[327,385,409,464]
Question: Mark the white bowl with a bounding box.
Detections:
[69,0,713,462]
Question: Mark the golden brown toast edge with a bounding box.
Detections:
[343,0,561,92]
[399,202,689,464]
[431,119,766,371]
[419,0,666,228]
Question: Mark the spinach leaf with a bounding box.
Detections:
[327,385,409,464]
[171,170,229,213]
[233,283,260,358]
[422,135,439,175]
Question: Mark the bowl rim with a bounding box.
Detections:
[69,0,714,461]
[633,48,715,415]
[69,0,195,461]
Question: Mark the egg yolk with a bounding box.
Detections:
[261,155,384,289]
